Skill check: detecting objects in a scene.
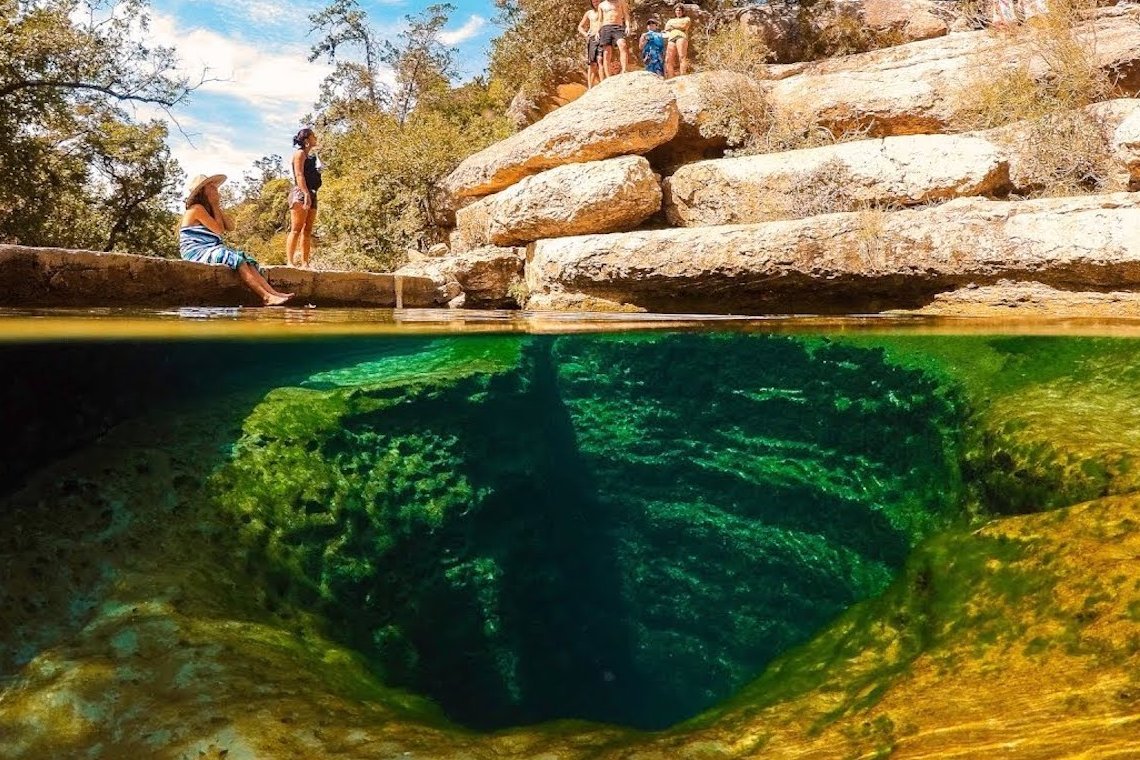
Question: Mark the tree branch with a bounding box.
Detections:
[0,79,185,106]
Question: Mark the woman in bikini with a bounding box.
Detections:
[179,174,293,305]
[286,127,322,268]
[664,4,691,79]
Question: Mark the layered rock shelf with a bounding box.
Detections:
[527,194,1140,313]
[0,245,440,308]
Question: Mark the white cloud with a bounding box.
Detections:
[149,12,330,120]
[439,15,486,46]
[169,131,268,191]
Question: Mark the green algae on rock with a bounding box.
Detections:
[208,333,969,730]
[4,330,1140,760]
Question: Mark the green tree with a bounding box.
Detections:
[0,0,194,255]
[381,3,456,126]
[308,0,386,114]
[88,117,183,253]
[297,0,510,270]
[225,156,291,265]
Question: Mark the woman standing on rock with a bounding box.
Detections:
[179,174,293,305]
[664,4,692,78]
[286,128,322,268]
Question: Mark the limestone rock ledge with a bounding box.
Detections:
[0,245,440,308]
[525,193,1140,314]
[395,246,524,308]
[764,8,1140,137]
[445,72,679,199]
[663,133,1009,227]
[453,156,662,251]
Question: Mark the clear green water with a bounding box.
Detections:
[2,320,1139,735]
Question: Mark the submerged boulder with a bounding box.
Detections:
[526,193,1140,314]
[444,72,679,198]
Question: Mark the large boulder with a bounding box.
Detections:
[395,246,525,308]
[452,157,661,248]
[525,193,1140,314]
[663,133,1008,226]
[445,71,680,198]
[662,99,1140,227]
[764,8,1140,138]
[647,71,769,169]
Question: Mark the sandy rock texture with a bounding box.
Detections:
[445,72,679,199]
[0,245,440,308]
[663,133,1008,226]
[395,246,525,308]
[526,193,1140,314]
[451,157,662,249]
[764,8,1140,137]
[863,0,948,42]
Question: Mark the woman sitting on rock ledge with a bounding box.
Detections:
[178,174,293,306]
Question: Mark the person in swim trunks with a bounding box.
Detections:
[597,0,632,76]
[286,127,322,268]
[178,174,293,306]
[664,3,692,78]
[640,18,666,77]
[577,0,604,87]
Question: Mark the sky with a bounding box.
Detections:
[136,0,499,189]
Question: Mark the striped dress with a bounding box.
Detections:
[178,224,262,272]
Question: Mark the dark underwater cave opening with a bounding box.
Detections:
[223,334,971,732]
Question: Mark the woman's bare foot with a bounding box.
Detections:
[263,292,293,306]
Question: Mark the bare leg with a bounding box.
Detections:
[601,46,611,81]
[237,262,293,306]
[677,37,689,75]
[665,41,678,78]
[301,208,317,268]
[617,38,629,73]
[286,204,306,267]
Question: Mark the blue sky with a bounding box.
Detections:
[137,0,498,188]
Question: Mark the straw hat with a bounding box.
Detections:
[185,173,227,201]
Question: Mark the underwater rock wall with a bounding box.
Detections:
[209,334,969,729]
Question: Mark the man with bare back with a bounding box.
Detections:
[577,0,604,87]
[597,0,633,76]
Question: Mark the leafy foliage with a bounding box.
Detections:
[0,0,192,255]
[228,0,511,272]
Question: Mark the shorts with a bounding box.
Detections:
[598,24,625,47]
[290,186,318,209]
[587,35,601,63]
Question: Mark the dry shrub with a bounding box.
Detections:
[951,0,1115,195]
[1004,110,1115,196]
[697,80,869,159]
[698,22,772,79]
[953,0,1110,130]
[744,159,896,221]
